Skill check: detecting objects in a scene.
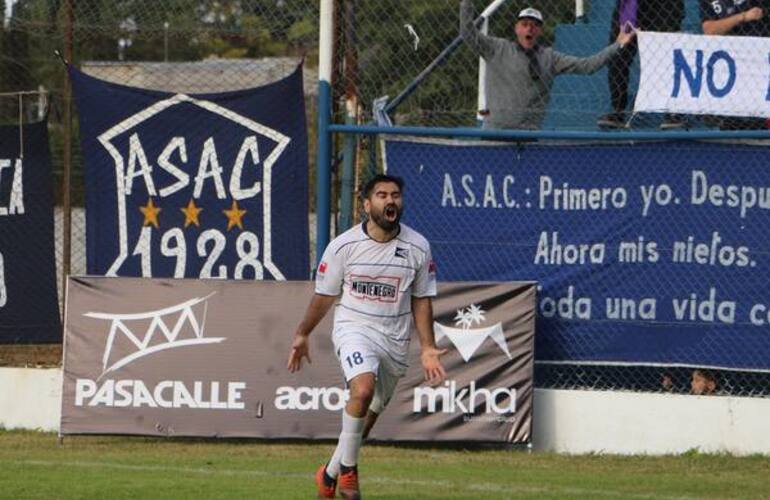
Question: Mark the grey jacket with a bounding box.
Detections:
[460,0,621,130]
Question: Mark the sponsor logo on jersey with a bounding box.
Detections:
[349,275,400,302]
[394,247,409,258]
[318,261,327,274]
[428,260,437,274]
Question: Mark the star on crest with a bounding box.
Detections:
[180,199,203,228]
[139,198,161,228]
[223,199,247,231]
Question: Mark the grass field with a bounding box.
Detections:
[2,431,770,499]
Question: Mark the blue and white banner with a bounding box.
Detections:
[636,31,770,118]
[0,121,60,343]
[385,137,770,371]
[71,65,309,280]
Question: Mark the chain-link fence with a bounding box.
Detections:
[3,0,770,397]
[333,0,770,130]
[338,0,586,128]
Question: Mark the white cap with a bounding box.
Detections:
[518,7,543,24]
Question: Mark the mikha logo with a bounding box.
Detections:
[416,304,516,417]
[433,304,511,362]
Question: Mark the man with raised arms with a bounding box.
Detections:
[287,174,447,500]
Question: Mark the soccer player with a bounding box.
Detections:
[287,174,447,500]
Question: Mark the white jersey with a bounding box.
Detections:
[315,222,437,350]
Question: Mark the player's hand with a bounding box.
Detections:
[287,334,311,373]
[744,7,763,22]
[420,346,448,385]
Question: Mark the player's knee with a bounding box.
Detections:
[349,383,375,405]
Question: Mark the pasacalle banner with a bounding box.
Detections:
[70,64,309,281]
[0,120,60,343]
[61,278,535,443]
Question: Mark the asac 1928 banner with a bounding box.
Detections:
[60,278,534,443]
[70,65,309,280]
[0,121,60,343]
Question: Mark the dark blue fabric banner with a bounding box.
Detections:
[72,65,309,280]
[0,120,60,343]
[385,138,770,371]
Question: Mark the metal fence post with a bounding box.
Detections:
[316,0,334,265]
[339,0,357,232]
[61,0,73,315]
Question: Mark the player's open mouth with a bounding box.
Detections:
[385,206,397,219]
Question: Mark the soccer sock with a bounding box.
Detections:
[326,410,364,477]
[339,409,365,468]
[325,441,344,478]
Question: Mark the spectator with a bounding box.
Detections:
[701,1,770,129]
[660,371,675,392]
[701,1,768,36]
[690,368,718,395]
[597,0,685,130]
[460,0,635,130]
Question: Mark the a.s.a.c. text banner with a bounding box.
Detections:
[385,137,770,371]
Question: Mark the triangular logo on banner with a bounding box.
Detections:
[434,304,510,362]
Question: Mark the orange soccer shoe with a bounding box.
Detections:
[315,464,337,499]
[338,465,361,500]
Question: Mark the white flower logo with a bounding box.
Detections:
[454,304,486,329]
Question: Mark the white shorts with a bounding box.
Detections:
[334,333,406,414]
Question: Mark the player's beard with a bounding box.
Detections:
[370,203,402,232]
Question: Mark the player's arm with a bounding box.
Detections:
[702,6,763,35]
[412,296,447,385]
[287,293,337,372]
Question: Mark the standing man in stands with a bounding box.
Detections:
[460,0,635,130]
[701,0,768,36]
[701,0,769,129]
[597,0,685,130]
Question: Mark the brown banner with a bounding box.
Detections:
[61,277,535,443]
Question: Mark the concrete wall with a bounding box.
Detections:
[0,368,61,431]
[533,389,770,455]
[3,367,769,455]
